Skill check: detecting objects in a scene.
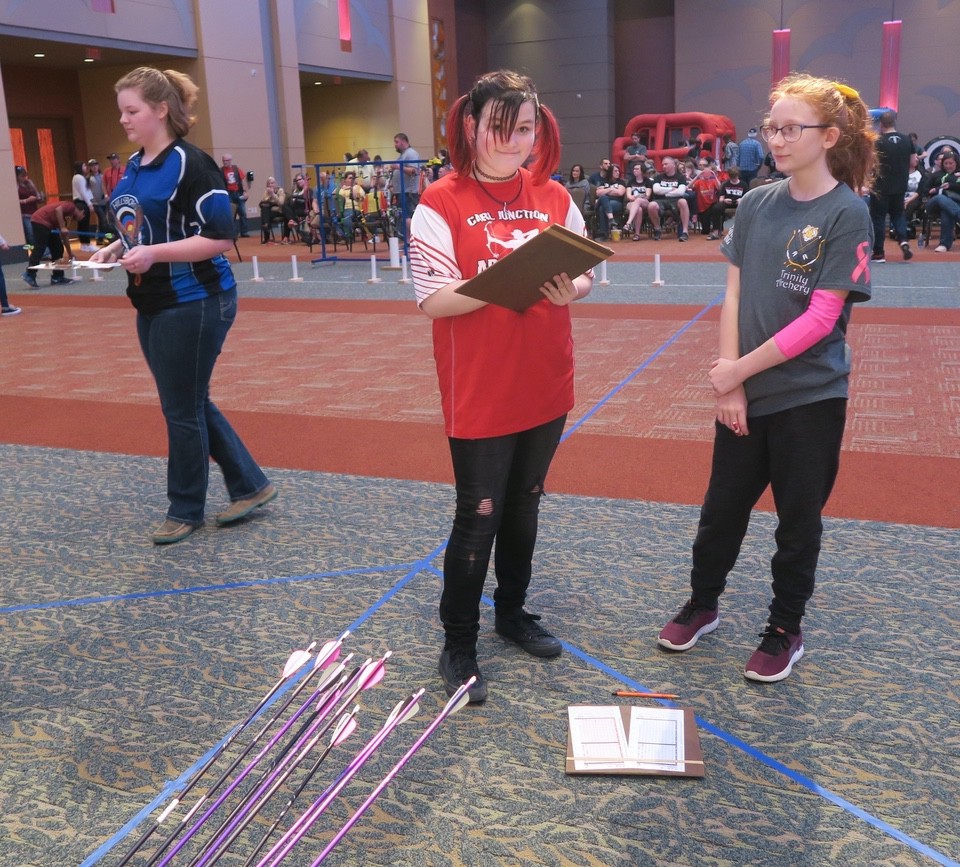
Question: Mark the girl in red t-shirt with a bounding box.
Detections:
[410,70,592,704]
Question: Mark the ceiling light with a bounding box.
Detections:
[34,53,45,58]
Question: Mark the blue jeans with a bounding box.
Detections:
[870,192,908,251]
[136,290,269,525]
[440,415,566,647]
[926,193,960,250]
[595,197,623,237]
[688,398,846,632]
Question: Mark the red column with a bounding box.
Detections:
[772,29,791,85]
[879,20,902,110]
[338,0,352,45]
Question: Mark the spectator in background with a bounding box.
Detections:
[23,199,88,287]
[722,132,739,172]
[737,127,764,187]
[623,131,647,173]
[103,152,124,198]
[364,171,391,238]
[391,132,421,232]
[220,153,249,237]
[623,161,651,239]
[347,148,374,191]
[0,232,21,316]
[72,160,96,252]
[16,165,42,246]
[690,162,722,239]
[594,163,627,240]
[717,166,746,234]
[904,152,924,229]
[925,149,960,253]
[588,157,611,187]
[258,176,285,243]
[282,172,313,242]
[564,163,592,219]
[869,110,914,263]
[337,170,366,240]
[86,158,109,244]
[649,156,691,241]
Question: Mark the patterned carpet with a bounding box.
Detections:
[1,255,958,867]
[2,446,958,866]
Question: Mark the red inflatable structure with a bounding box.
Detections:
[612,111,737,171]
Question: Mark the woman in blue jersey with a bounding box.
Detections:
[91,67,275,544]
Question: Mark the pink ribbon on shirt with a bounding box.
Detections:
[851,241,871,283]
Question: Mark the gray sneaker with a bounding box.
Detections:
[22,271,39,289]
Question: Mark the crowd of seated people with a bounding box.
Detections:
[558,146,761,242]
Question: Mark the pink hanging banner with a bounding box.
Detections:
[879,20,902,111]
[338,0,352,44]
[772,29,791,85]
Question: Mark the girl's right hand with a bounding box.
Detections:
[716,387,748,436]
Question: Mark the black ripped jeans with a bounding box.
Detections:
[440,415,566,648]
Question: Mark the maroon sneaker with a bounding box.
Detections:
[657,599,719,651]
[744,626,804,682]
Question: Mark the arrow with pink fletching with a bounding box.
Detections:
[115,641,321,867]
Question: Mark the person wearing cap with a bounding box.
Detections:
[737,126,765,187]
[103,152,123,198]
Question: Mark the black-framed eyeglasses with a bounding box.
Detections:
[760,124,831,143]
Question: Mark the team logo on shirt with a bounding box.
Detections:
[468,209,552,273]
[785,224,824,272]
[113,194,144,249]
[483,222,539,259]
[775,224,824,295]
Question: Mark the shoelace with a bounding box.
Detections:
[756,626,791,655]
[673,600,709,624]
[448,647,481,680]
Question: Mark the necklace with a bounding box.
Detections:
[473,168,524,211]
[474,163,519,182]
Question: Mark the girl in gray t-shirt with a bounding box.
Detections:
[657,73,875,683]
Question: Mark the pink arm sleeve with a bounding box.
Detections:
[772,289,846,359]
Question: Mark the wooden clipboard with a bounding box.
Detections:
[565,705,704,777]
[454,223,613,312]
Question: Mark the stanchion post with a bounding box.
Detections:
[289,254,304,282]
[398,255,411,284]
[597,259,610,286]
[651,253,665,286]
[383,236,402,270]
[367,254,382,283]
[250,255,264,282]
